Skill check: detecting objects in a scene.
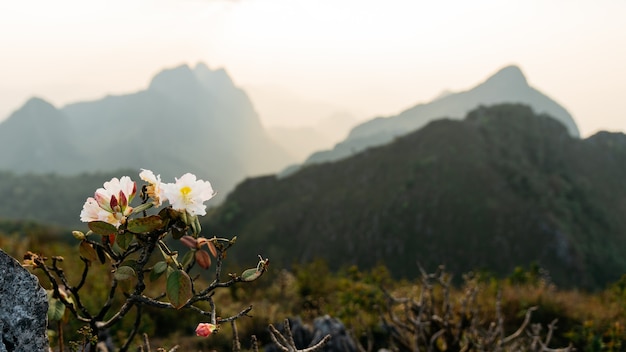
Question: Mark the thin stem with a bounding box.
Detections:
[95,276,119,321]
[120,305,143,352]
[57,320,64,352]
[231,320,241,352]
[35,258,89,322]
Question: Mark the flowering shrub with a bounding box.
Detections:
[24,170,269,351]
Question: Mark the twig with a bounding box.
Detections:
[250,335,259,352]
[120,305,143,352]
[501,306,538,345]
[268,319,332,352]
[231,320,241,352]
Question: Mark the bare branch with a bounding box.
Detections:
[268,319,332,352]
[501,306,538,345]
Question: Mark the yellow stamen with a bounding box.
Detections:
[180,186,192,198]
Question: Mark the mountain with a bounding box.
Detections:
[285,65,579,175]
[0,97,86,173]
[0,63,295,198]
[202,104,626,289]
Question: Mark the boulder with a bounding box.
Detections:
[0,249,49,351]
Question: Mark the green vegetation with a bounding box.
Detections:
[0,169,135,227]
[2,225,625,351]
[202,104,626,289]
[2,104,625,289]
[2,103,626,350]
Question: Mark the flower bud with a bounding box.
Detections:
[195,323,218,337]
[72,231,86,240]
[180,235,198,249]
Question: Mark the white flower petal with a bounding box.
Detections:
[162,173,215,216]
[80,176,136,228]
[139,169,157,183]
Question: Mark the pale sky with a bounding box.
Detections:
[0,0,625,137]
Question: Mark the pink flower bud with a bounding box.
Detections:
[195,323,218,337]
[109,194,119,209]
[118,190,128,208]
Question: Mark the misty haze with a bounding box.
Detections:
[1,1,625,351]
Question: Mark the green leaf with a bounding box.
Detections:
[153,261,167,274]
[116,232,133,250]
[111,240,123,256]
[88,221,117,236]
[159,207,178,221]
[121,259,138,269]
[127,215,164,234]
[131,202,154,214]
[114,266,136,281]
[150,261,168,282]
[190,215,200,236]
[181,250,194,270]
[79,241,98,262]
[47,296,66,321]
[166,269,192,309]
[241,268,263,282]
[118,278,132,293]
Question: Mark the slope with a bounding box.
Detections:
[203,104,626,289]
[0,98,87,173]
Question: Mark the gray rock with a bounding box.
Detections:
[264,315,357,352]
[0,249,49,351]
[310,315,356,352]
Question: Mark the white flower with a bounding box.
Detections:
[162,173,215,216]
[139,169,166,206]
[80,176,137,227]
[80,197,118,225]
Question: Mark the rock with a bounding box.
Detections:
[310,315,356,352]
[0,249,49,351]
[264,317,312,351]
[264,315,356,352]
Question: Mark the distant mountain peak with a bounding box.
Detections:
[147,62,241,98]
[194,62,210,72]
[286,64,579,175]
[23,96,56,111]
[0,62,294,190]
[148,64,198,93]
[194,63,236,93]
[6,97,59,124]
[482,65,528,88]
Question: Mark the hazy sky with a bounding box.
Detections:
[1,0,624,137]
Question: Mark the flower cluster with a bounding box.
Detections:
[80,176,136,228]
[80,169,216,228]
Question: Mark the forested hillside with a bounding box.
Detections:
[0,169,134,228]
[203,104,626,289]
